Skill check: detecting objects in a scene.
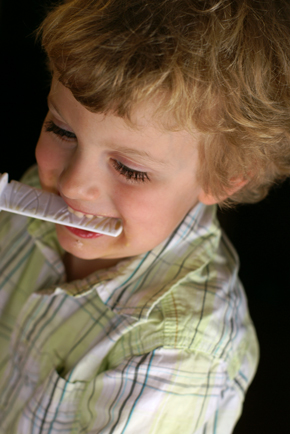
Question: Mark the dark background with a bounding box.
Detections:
[1,1,290,432]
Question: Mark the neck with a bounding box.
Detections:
[63,252,120,282]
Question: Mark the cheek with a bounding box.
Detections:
[116,186,180,231]
[35,133,65,189]
[35,133,52,167]
[116,179,199,242]
[115,187,156,219]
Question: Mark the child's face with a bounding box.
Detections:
[35,77,205,261]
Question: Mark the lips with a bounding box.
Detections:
[65,225,103,238]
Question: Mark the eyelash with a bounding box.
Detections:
[112,160,150,183]
[44,120,76,140]
[44,120,149,183]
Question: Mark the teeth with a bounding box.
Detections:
[67,206,84,218]
[67,206,103,220]
[67,206,83,218]
[75,210,85,218]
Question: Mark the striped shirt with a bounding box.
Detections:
[0,166,259,433]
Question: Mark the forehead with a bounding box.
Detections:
[49,77,200,168]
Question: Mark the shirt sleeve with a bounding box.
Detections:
[80,347,245,434]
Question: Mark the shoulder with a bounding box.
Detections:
[154,230,258,386]
[159,231,251,346]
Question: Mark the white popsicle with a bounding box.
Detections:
[0,173,122,237]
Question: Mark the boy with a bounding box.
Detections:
[0,0,290,432]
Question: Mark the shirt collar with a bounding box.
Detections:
[76,202,220,319]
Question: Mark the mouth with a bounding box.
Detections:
[65,206,104,238]
[61,199,123,238]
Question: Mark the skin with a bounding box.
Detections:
[35,77,220,279]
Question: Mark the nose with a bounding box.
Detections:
[58,151,101,201]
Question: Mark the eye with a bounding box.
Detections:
[112,160,150,183]
[44,120,76,141]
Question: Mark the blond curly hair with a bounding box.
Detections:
[38,0,290,205]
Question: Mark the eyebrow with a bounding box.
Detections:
[110,146,166,166]
[47,96,66,120]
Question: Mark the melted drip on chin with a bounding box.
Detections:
[74,239,84,249]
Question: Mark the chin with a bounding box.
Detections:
[55,225,95,258]
[55,224,121,261]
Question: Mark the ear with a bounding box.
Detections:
[198,178,248,205]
